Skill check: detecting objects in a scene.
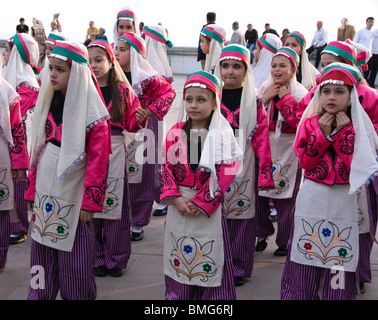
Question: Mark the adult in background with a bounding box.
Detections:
[197,12,216,70]
[86,21,99,42]
[229,21,245,46]
[281,28,290,43]
[16,18,29,34]
[354,17,375,79]
[245,24,258,63]
[367,28,378,88]
[95,28,108,41]
[263,23,279,37]
[306,20,328,69]
[337,17,356,41]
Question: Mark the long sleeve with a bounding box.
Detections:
[251,99,275,188]
[81,121,110,212]
[9,99,29,169]
[17,85,39,117]
[275,93,301,129]
[119,82,144,133]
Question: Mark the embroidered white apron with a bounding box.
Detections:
[94,135,125,220]
[164,186,224,287]
[31,143,86,252]
[290,179,359,272]
[259,131,299,199]
[0,139,13,211]
[224,141,256,219]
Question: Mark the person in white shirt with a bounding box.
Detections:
[353,17,374,50]
[367,27,378,88]
[306,21,328,68]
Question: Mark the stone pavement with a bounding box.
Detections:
[1,74,377,301]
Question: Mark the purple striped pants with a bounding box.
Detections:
[0,211,10,269]
[256,166,302,248]
[281,234,357,300]
[165,208,236,300]
[93,174,132,270]
[27,220,97,300]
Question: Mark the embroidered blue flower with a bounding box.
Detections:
[226,187,231,193]
[322,228,331,237]
[45,202,53,213]
[183,245,192,254]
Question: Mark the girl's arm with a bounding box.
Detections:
[251,99,275,189]
[330,123,354,173]
[81,120,110,212]
[275,93,301,129]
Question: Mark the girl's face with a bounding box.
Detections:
[320,84,351,114]
[271,55,295,85]
[115,40,131,72]
[45,43,55,57]
[252,42,261,62]
[200,36,210,54]
[88,47,111,86]
[220,59,246,89]
[117,19,135,38]
[2,42,12,66]
[48,57,71,95]
[283,36,302,56]
[320,53,341,72]
[184,87,217,129]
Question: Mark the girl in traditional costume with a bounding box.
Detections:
[296,40,378,294]
[161,71,243,300]
[281,63,378,300]
[0,65,29,269]
[115,32,176,241]
[2,33,40,244]
[113,6,140,46]
[255,47,308,256]
[252,33,282,90]
[200,24,226,74]
[25,41,111,300]
[213,44,274,286]
[283,31,320,90]
[88,39,147,277]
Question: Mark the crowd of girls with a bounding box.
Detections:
[0,7,377,301]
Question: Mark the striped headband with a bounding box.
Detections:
[321,64,359,88]
[117,9,135,21]
[274,47,299,70]
[258,35,278,54]
[184,71,221,99]
[201,26,225,44]
[50,42,89,65]
[219,44,250,67]
[143,26,173,48]
[45,33,65,46]
[119,32,145,58]
[344,39,369,72]
[286,31,306,47]
[322,41,357,66]
[12,34,30,64]
[88,39,115,63]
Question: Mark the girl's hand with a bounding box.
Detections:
[318,112,334,137]
[135,107,148,124]
[12,169,25,183]
[80,209,94,222]
[173,197,192,216]
[262,83,280,103]
[335,111,351,131]
[187,202,202,217]
[278,83,291,99]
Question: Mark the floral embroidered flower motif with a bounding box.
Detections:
[184,245,193,254]
[129,166,135,173]
[304,242,312,250]
[224,180,251,216]
[174,259,180,267]
[237,200,245,207]
[0,190,5,197]
[57,225,65,234]
[203,264,212,273]
[106,198,114,206]
[322,228,331,237]
[45,202,53,212]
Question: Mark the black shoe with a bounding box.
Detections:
[360,282,365,294]
[9,233,27,245]
[255,236,269,252]
[235,276,246,287]
[108,268,124,277]
[131,230,144,241]
[153,207,168,216]
[94,265,108,277]
[273,247,287,256]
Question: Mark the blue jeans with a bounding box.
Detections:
[246,43,255,63]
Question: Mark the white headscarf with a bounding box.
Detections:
[2,33,40,90]
[296,62,378,194]
[253,33,282,90]
[30,41,110,179]
[201,24,226,74]
[113,6,140,45]
[144,25,173,82]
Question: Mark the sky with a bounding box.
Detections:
[0,0,377,47]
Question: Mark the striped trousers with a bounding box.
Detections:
[27,221,97,300]
[0,211,10,269]
[165,208,236,300]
